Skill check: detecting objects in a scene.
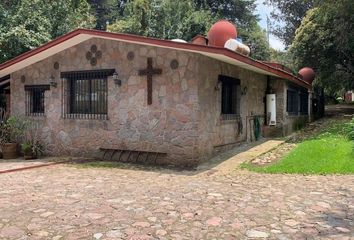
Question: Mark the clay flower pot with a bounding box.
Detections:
[23,148,37,160]
[2,143,18,159]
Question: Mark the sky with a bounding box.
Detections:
[255,0,286,51]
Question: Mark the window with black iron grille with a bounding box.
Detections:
[286,89,299,114]
[300,91,309,114]
[25,85,50,117]
[220,75,240,120]
[61,69,114,120]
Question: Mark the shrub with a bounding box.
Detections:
[0,116,29,144]
[345,118,354,141]
[21,121,45,156]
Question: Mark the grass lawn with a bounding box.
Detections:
[241,118,354,174]
[76,161,129,169]
[71,160,165,171]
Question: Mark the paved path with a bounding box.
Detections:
[0,164,353,240]
[326,104,354,116]
[202,140,284,175]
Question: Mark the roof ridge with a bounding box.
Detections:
[0,28,310,89]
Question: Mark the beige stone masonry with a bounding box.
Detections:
[10,37,308,166]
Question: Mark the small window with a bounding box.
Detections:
[286,89,299,114]
[25,85,50,117]
[287,88,309,115]
[300,91,309,114]
[220,75,240,119]
[61,69,114,120]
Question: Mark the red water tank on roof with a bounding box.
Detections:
[208,20,237,47]
[299,67,315,84]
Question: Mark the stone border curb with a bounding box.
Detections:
[0,161,69,174]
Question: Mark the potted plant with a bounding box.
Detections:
[0,116,28,159]
[21,141,44,160]
[21,142,33,159]
[21,122,44,160]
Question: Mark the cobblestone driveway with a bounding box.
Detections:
[0,164,353,240]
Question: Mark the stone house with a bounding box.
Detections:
[0,27,313,167]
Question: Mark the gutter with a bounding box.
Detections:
[0,29,311,89]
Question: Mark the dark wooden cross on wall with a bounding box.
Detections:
[139,57,162,105]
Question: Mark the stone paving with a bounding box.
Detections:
[0,163,353,240]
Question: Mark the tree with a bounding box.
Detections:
[88,0,128,30]
[239,23,270,61]
[44,0,95,38]
[290,0,354,95]
[194,0,258,30]
[90,0,259,32]
[107,0,215,41]
[107,0,153,36]
[192,0,270,60]
[265,0,316,46]
[0,0,95,63]
[0,4,6,32]
[107,0,270,60]
[0,0,271,63]
[270,49,295,70]
[0,1,51,62]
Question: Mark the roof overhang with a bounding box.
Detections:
[0,29,311,89]
[0,33,92,77]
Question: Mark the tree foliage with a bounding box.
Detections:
[290,0,354,95]
[107,0,215,41]
[88,0,128,29]
[107,0,270,60]
[0,0,271,63]
[0,0,95,63]
[270,49,295,71]
[91,0,259,31]
[265,0,316,46]
[194,0,258,29]
[240,24,270,61]
[45,0,95,38]
[0,1,51,62]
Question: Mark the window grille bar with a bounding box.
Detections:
[30,90,32,116]
[25,90,28,116]
[67,78,70,119]
[24,85,47,117]
[104,73,108,120]
[79,76,81,119]
[95,75,98,119]
[220,75,240,116]
[96,77,98,120]
[287,89,308,115]
[61,70,109,120]
[221,114,241,121]
[61,77,64,119]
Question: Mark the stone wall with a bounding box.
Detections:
[9,37,311,166]
[11,38,201,166]
[265,79,311,137]
[282,82,311,135]
[195,55,267,161]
